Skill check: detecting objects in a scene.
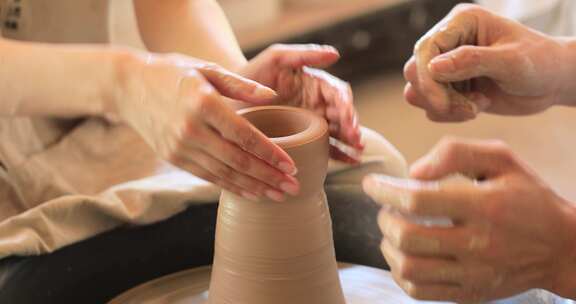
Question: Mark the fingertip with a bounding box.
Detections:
[403,56,417,82]
[265,189,286,202]
[330,144,360,164]
[428,54,455,75]
[362,174,379,196]
[348,128,364,150]
[404,83,419,106]
[308,46,341,67]
[421,84,451,113]
[356,139,366,150]
[241,191,261,201]
[409,156,434,180]
[278,160,298,176]
[352,124,365,150]
[312,44,340,58]
[280,181,300,196]
[254,85,278,101]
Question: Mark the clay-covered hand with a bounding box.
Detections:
[113,52,299,202]
[239,44,364,163]
[404,4,575,122]
[362,137,576,301]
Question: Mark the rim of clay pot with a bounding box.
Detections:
[237,106,328,149]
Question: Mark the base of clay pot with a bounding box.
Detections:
[110,263,431,304]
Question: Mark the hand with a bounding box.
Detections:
[404,4,574,122]
[239,44,364,163]
[113,52,299,202]
[362,137,576,301]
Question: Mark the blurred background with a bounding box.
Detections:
[219,0,576,200]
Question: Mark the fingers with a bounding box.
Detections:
[408,4,497,120]
[429,46,508,82]
[390,253,482,303]
[329,142,360,164]
[174,91,300,200]
[378,210,488,257]
[262,44,341,69]
[197,93,297,175]
[198,127,300,197]
[303,67,363,152]
[384,240,489,302]
[197,63,277,104]
[404,82,427,109]
[169,157,246,197]
[174,146,287,202]
[362,174,480,219]
[383,238,461,284]
[384,239,463,301]
[405,57,491,122]
[410,137,516,180]
[413,5,481,111]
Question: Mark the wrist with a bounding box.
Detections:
[550,198,576,299]
[556,37,576,107]
[107,47,148,122]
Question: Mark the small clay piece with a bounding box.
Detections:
[207,106,346,304]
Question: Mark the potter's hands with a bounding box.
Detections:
[239,44,364,163]
[114,52,299,201]
[404,4,575,122]
[362,138,576,301]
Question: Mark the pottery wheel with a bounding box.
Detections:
[110,263,443,304]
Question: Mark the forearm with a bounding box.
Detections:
[134,0,247,71]
[0,38,120,118]
[550,199,576,299]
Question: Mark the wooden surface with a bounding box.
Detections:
[355,74,576,201]
[235,0,409,50]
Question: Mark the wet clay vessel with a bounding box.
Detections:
[207,106,346,304]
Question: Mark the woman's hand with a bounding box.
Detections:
[362,138,576,301]
[239,44,364,163]
[404,4,576,122]
[113,52,299,202]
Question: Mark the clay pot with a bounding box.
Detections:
[208,106,345,304]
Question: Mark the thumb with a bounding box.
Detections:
[410,137,513,181]
[263,44,340,69]
[428,46,507,82]
[197,64,277,104]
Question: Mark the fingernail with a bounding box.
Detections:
[322,45,339,54]
[265,189,285,202]
[278,161,298,175]
[241,191,260,201]
[256,85,278,99]
[429,55,455,73]
[280,181,299,196]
